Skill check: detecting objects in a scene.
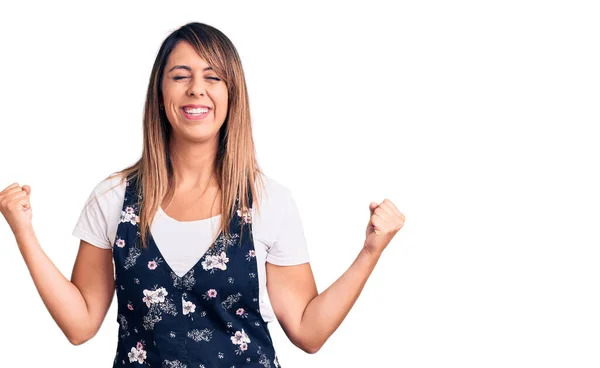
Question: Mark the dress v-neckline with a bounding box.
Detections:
[149,206,224,279]
[147,228,223,280]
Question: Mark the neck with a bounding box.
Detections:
[168,135,219,191]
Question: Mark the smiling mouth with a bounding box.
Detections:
[181,107,211,120]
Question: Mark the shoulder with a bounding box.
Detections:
[82,172,128,210]
[254,173,295,208]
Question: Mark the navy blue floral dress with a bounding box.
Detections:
[112,174,280,368]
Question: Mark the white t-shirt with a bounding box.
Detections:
[71,173,310,324]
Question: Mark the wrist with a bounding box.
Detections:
[361,245,382,259]
[14,226,35,242]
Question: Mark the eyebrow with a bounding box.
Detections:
[168,65,213,73]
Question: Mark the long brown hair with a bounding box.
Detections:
[99,22,265,250]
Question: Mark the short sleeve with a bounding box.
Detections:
[266,186,310,265]
[71,178,117,250]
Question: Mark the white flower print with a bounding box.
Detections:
[232,329,251,355]
[218,352,224,359]
[201,255,216,270]
[202,252,229,272]
[231,329,251,345]
[236,207,252,224]
[182,297,196,316]
[141,285,178,330]
[142,287,168,307]
[120,206,140,226]
[127,341,147,364]
[215,252,229,270]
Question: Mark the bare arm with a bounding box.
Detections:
[15,228,115,345]
[266,249,380,354]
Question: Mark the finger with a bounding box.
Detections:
[369,202,378,216]
[1,183,20,194]
[1,184,23,197]
[372,212,391,229]
[375,203,395,219]
[22,185,31,196]
[7,190,28,203]
[382,199,403,217]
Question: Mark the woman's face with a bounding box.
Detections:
[161,41,228,142]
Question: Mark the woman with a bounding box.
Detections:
[0,22,405,367]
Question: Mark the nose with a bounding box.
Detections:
[187,77,206,97]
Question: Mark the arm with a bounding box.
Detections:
[266,199,405,353]
[266,249,380,354]
[15,229,115,345]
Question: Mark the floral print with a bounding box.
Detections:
[127,341,147,363]
[148,257,163,270]
[171,270,196,290]
[141,285,178,330]
[231,329,251,355]
[120,206,140,226]
[187,328,213,342]
[182,295,196,317]
[202,288,217,300]
[115,237,126,248]
[236,308,248,318]
[112,176,278,367]
[201,251,229,272]
[237,207,252,224]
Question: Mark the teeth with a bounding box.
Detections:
[184,107,208,114]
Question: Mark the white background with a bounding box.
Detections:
[1,1,599,367]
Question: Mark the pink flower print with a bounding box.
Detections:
[236,308,244,316]
[208,289,217,298]
[131,214,139,226]
[249,250,255,257]
[115,239,126,248]
[125,206,135,214]
[240,342,248,351]
[127,303,134,311]
[148,261,157,270]
[136,342,143,350]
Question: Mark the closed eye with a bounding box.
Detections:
[173,76,221,81]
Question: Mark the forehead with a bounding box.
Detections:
[166,41,210,69]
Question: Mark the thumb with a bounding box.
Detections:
[369,201,378,216]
